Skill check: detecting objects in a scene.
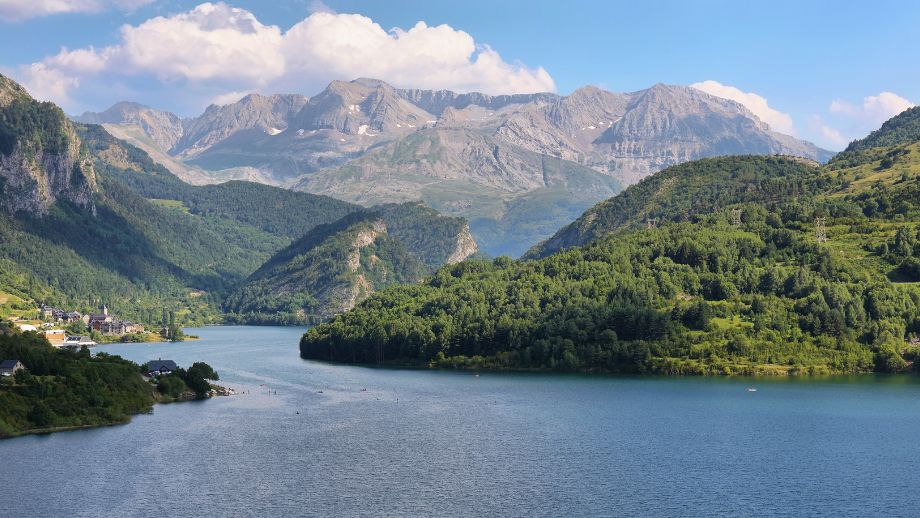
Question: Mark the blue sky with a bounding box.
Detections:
[1,0,917,149]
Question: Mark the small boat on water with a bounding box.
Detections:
[746,387,757,392]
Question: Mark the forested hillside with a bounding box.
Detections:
[525,155,825,259]
[0,122,356,323]
[0,76,477,325]
[842,106,920,152]
[225,203,477,324]
[301,113,920,375]
[84,123,360,240]
[0,328,155,437]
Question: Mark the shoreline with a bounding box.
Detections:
[298,354,907,378]
[1,385,232,441]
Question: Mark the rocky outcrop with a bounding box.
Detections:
[446,225,479,264]
[0,74,96,216]
[347,219,387,272]
[225,203,478,322]
[74,102,184,151]
[0,141,96,215]
[82,78,834,256]
[173,93,309,157]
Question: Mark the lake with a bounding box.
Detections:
[2,326,920,517]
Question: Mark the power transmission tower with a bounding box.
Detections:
[730,208,742,227]
[646,218,658,229]
[815,217,828,243]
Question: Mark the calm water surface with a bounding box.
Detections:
[3,326,920,517]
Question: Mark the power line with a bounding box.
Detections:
[731,208,742,227]
[815,217,828,244]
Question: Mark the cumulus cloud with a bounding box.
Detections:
[14,62,80,105]
[801,92,917,151]
[209,90,250,106]
[117,3,285,84]
[13,2,555,112]
[0,0,151,22]
[280,13,553,95]
[690,80,797,136]
[808,115,848,149]
[829,92,914,127]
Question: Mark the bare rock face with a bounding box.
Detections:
[74,102,184,152]
[290,79,433,135]
[446,224,479,264]
[0,74,96,216]
[79,78,834,255]
[174,93,309,157]
[396,85,557,117]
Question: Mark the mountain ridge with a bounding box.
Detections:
[299,110,920,376]
[73,78,833,256]
[1,74,479,326]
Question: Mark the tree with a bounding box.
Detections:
[27,402,55,428]
[187,362,219,382]
[177,362,219,398]
[897,257,920,281]
[156,375,187,398]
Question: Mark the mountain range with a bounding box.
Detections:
[0,73,476,325]
[75,78,832,256]
[301,106,920,375]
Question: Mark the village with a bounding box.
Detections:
[12,303,148,348]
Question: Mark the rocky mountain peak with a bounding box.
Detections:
[75,101,185,151]
[291,78,433,135]
[172,92,308,156]
[351,77,394,90]
[544,85,629,134]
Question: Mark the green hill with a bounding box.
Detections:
[0,328,155,437]
[1,76,478,325]
[524,155,825,259]
[225,203,477,324]
[843,106,920,152]
[0,122,363,324]
[301,116,920,375]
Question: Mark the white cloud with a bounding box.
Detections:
[829,91,914,127]
[802,92,915,151]
[0,0,151,22]
[808,115,848,149]
[690,80,797,136]
[117,3,285,84]
[13,2,555,111]
[280,13,554,95]
[15,62,80,105]
[210,90,250,106]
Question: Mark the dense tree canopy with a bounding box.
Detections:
[303,143,920,376]
[0,331,154,437]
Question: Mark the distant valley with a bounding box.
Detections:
[0,74,476,327]
[75,78,831,256]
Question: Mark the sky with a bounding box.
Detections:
[0,0,917,150]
